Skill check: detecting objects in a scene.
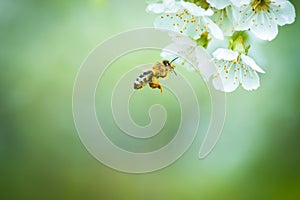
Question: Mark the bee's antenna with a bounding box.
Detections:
[170,57,178,76]
[170,57,179,63]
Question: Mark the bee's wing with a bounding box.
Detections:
[151,62,165,77]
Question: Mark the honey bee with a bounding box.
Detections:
[133,57,178,93]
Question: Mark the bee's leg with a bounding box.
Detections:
[149,77,163,93]
[157,84,162,93]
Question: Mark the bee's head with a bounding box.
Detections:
[164,57,178,68]
[162,60,171,67]
[163,57,178,75]
[163,60,175,71]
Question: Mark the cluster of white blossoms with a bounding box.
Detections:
[146,0,296,92]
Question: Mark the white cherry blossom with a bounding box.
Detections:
[212,48,265,92]
[232,0,296,41]
[161,32,216,82]
[153,1,224,40]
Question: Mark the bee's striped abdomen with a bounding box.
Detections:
[134,70,153,90]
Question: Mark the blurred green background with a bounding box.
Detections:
[1,0,300,199]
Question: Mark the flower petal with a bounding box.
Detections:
[146,0,180,14]
[146,3,165,14]
[241,54,265,73]
[163,0,176,6]
[210,7,235,36]
[205,8,214,16]
[195,46,215,81]
[162,36,199,72]
[162,43,183,54]
[206,0,231,9]
[230,0,250,7]
[213,61,239,92]
[240,67,260,91]
[169,32,197,46]
[154,14,180,32]
[271,1,296,26]
[251,12,279,41]
[213,48,238,61]
[233,5,254,30]
[180,1,210,16]
[204,17,224,40]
